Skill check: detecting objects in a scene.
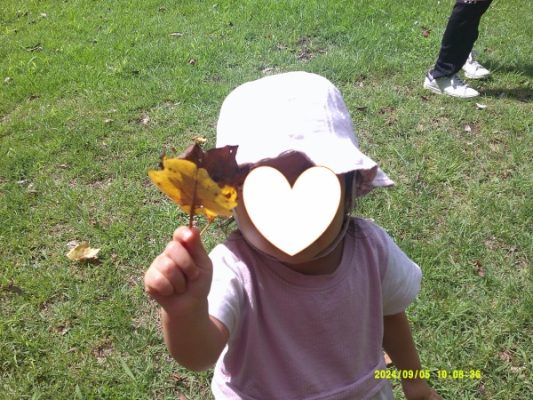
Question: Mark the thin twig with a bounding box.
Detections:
[189,169,199,229]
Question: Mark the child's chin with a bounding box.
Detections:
[270,247,316,265]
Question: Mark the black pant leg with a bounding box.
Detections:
[430,0,493,79]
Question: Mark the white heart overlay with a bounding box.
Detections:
[243,166,341,256]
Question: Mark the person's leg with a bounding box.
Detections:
[430,0,492,79]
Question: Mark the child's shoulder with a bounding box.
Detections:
[349,216,391,242]
[208,229,255,267]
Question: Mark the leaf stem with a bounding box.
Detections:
[189,169,199,228]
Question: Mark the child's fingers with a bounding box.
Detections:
[173,226,212,271]
[163,239,201,282]
[145,256,182,296]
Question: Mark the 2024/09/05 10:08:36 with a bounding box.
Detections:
[374,369,482,380]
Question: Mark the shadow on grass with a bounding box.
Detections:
[483,60,533,78]
[481,87,532,103]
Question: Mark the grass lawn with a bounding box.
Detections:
[1,0,531,398]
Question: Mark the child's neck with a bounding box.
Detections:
[282,235,345,275]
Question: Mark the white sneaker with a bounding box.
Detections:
[423,73,479,98]
[462,52,490,79]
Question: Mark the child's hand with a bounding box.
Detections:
[402,379,442,400]
[144,227,213,318]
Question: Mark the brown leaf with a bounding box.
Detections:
[26,43,43,52]
[171,372,185,383]
[149,144,240,226]
[139,115,150,125]
[93,341,113,363]
[473,260,485,277]
[180,143,244,186]
[193,136,208,145]
[1,282,24,295]
[498,350,512,363]
[66,242,100,261]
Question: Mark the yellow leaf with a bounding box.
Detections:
[66,242,100,261]
[149,158,237,222]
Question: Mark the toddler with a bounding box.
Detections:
[145,72,442,399]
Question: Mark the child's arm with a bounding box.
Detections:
[383,312,442,400]
[145,227,229,371]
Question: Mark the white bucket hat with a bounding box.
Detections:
[216,71,394,196]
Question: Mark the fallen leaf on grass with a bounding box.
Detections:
[26,43,43,52]
[93,341,113,363]
[0,282,24,295]
[473,260,485,277]
[148,144,240,227]
[498,350,512,363]
[139,115,150,125]
[66,242,100,261]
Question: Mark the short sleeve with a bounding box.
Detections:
[381,234,422,316]
[207,245,245,337]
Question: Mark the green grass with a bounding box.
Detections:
[1,0,531,398]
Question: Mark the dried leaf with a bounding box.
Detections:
[139,115,150,125]
[498,350,512,363]
[26,43,43,52]
[1,282,24,295]
[179,144,244,186]
[193,136,207,145]
[473,260,485,277]
[66,242,100,261]
[148,144,239,225]
[93,341,113,363]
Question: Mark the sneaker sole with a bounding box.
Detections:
[448,92,479,98]
[424,83,479,98]
[464,72,490,80]
[423,82,443,95]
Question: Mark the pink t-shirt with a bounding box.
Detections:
[208,218,422,400]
